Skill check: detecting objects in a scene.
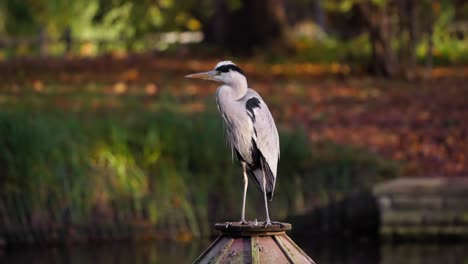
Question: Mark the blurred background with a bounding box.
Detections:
[0,0,467,263]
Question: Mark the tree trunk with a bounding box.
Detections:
[248,0,288,45]
[358,0,428,78]
[407,0,417,79]
[213,0,228,45]
[425,0,434,79]
[359,2,397,77]
[38,27,48,56]
[313,0,326,31]
[396,0,418,79]
[62,26,72,55]
[202,0,289,53]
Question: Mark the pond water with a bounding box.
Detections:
[1,238,467,263]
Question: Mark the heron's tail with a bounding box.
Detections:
[248,157,276,200]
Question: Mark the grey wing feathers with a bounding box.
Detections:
[216,86,280,200]
[245,89,280,198]
[216,88,255,162]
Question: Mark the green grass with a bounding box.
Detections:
[0,91,400,241]
[0,110,399,241]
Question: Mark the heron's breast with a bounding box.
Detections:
[217,88,255,163]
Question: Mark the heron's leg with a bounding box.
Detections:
[261,163,271,226]
[241,162,248,224]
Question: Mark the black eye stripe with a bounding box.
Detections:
[215,64,245,75]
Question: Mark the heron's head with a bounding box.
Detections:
[185,61,246,86]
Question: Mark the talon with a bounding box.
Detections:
[249,219,258,227]
[270,221,281,226]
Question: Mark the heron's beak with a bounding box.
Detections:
[185,71,217,81]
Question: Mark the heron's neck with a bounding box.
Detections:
[227,74,248,100]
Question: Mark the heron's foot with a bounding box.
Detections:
[249,219,258,227]
[224,221,234,228]
[240,219,248,225]
[263,219,272,227]
[269,221,284,226]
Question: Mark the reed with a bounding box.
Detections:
[0,108,399,243]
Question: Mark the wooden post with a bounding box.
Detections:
[193,222,315,264]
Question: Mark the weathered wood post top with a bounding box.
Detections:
[193,222,315,264]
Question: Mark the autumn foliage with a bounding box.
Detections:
[0,54,466,177]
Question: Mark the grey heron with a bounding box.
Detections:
[186,61,280,225]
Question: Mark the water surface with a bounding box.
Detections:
[1,238,467,263]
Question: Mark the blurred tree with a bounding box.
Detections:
[0,0,464,65]
[313,0,326,31]
[328,0,445,78]
[0,0,195,52]
[0,0,131,40]
[357,0,401,77]
[0,0,37,36]
[201,0,289,53]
